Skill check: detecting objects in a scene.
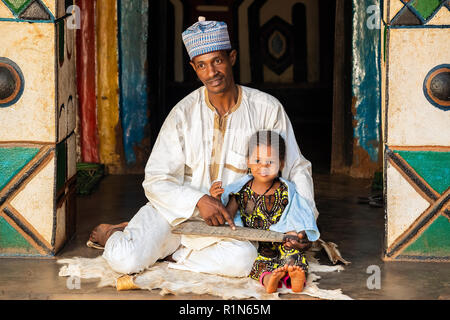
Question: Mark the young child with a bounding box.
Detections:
[210,130,320,294]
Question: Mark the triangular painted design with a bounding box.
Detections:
[0,147,40,191]
[1,0,31,15]
[410,0,444,21]
[18,0,50,20]
[397,151,450,195]
[0,0,15,18]
[401,215,450,257]
[0,215,40,255]
[392,5,423,25]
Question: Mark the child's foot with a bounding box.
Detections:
[264,265,288,294]
[89,222,128,247]
[288,265,306,292]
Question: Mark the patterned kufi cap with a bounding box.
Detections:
[182,16,231,60]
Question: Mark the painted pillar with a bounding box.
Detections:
[350,0,382,177]
[0,0,77,256]
[96,0,123,173]
[76,0,99,163]
[382,0,450,261]
[118,0,149,167]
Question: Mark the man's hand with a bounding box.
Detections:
[209,181,224,200]
[283,231,312,251]
[196,194,236,230]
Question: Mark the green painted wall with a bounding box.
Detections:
[397,151,450,194]
[0,147,39,191]
[402,215,450,257]
[0,216,39,255]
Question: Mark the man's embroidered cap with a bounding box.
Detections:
[182,16,231,60]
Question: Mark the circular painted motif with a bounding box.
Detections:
[268,31,286,60]
[0,57,25,108]
[423,64,450,111]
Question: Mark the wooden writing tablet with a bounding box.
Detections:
[172,220,299,243]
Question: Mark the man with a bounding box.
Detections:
[89,17,318,276]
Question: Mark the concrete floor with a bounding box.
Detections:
[0,174,448,300]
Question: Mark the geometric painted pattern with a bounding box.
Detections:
[401,215,450,258]
[4,0,74,20]
[0,147,39,190]
[390,0,406,23]
[0,145,55,256]
[0,2,14,18]
[0,215,40,255]
[386,162,431,246]
[10,156,55,244]
[0,57,25,108]
[385,149,450,261]
[427,4,450,25]
[259,16,294,75]
[19,0,50,20]
[396,150,450,194]
[2,0,31,15]
[392,0,448,25]
[1,22,57,143]
[411,0,443,20]
[383,1,450,262]
[0,0,54,21]
[0,139,77,256]
[385,27,450,147]
[392,4,423,25]
[423,64,450,111]
[0,0,76,257]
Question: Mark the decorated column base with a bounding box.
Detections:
[382,0,450,262]
[0,0,77,256]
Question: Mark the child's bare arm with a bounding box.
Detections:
[209,181,224,200]
[226,196,239,219]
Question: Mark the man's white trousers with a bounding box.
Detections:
[103,204,257,277]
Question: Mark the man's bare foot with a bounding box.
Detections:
[288,265,306,293]
[89,222,128,247]
[263,265,288,294]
